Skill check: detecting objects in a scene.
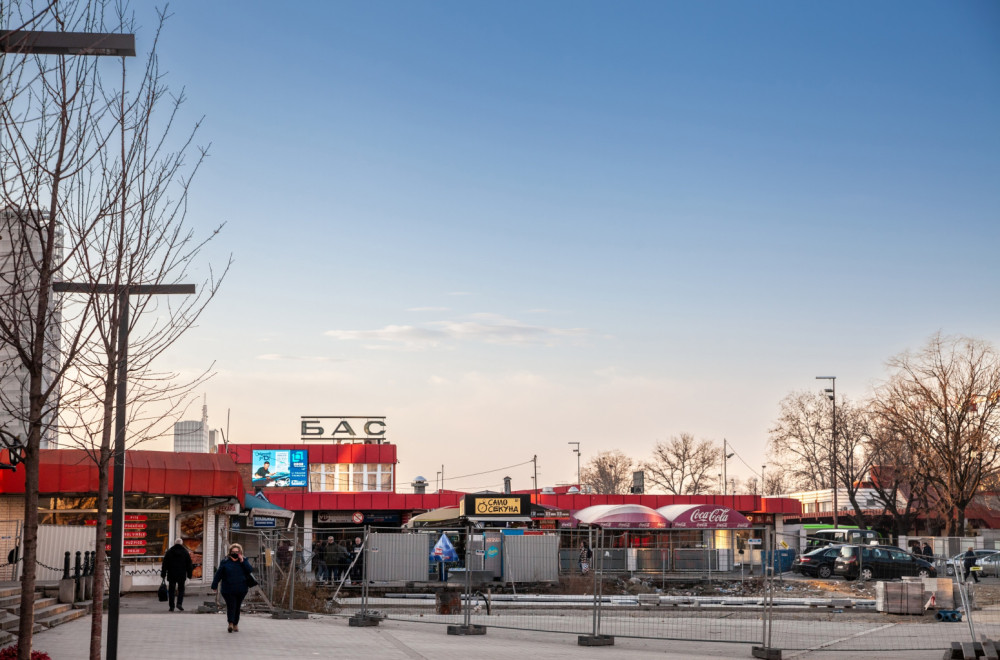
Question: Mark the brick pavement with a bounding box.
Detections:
[19,591,950,659]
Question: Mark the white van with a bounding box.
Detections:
[805,528,882,551]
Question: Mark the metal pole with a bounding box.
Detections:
[532,455,538,501]
[832,380,838,527]
[464,523,472,628]
[722,438,729,497]
[361,526,370,614]
[590,528,598,637]
[107,290,129,660]
[289,526,297,611]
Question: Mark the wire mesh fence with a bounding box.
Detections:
[216,523,998,654]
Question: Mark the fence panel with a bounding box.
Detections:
[0,519,20,581]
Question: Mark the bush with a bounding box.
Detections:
[0,646,52,660]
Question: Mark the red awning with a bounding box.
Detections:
[572,504,669,529]
[0,449,244,505]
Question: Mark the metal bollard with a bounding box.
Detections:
[62,551,71,580]
[74,551,82,581]
[83,551,91,577]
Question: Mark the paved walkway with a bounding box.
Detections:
[20,591,954,659]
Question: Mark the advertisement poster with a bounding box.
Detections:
[177,499,204,578]
[252,449,307,487]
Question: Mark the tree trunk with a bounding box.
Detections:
[89,368,116,660]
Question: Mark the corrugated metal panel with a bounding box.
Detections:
[367,531,427,581]
[35,524,94,581]
[503,535,559,582]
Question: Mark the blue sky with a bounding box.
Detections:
[128,1,1000,491]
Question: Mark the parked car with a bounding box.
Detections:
[833,545,937,581]
[943,549,1000,576]
[791,545,844,579]
[973,552,1000,577]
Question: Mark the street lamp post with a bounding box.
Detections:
[761,465,766,497]
[568,442,581,486]
[54,282,194,660]
[816,376,837,528]
[722,439,734,496]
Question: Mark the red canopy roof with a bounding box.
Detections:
[0,449,244,505]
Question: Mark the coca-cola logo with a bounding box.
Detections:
[689,508,730,524]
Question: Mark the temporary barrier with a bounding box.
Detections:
[222,523,990,654]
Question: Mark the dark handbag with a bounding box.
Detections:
[244,564,258,588]
[157,579,168,602]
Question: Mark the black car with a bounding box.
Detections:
[833,545,937,581]
[791,545,844,579]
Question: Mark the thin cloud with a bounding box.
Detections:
[325,314,588,350]
[257,354,345,362]
[447,291,473,296]
[407,306,450,312]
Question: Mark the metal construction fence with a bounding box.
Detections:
[223,524,994,656]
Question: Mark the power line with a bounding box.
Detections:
[442,459,533,484]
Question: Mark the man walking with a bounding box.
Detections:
[964,546,980,584]
[161,539,194,611]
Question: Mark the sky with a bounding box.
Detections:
[109,1,999,492]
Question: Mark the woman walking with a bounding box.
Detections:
[211,543,256,632]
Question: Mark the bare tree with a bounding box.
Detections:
[643,433,719,495]
[581,450,634,495]
[767,391,832,491]
[762,471,786,496]
[1,3,226,656]
[0,3,117,654]
[51,9,227,658]
[874,333,1000,535]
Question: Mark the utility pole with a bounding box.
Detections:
[532,455,538,502]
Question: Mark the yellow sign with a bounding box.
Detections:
[780,540,788,549]
[471,497,522,516]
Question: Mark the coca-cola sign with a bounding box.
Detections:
[663,505,751,529]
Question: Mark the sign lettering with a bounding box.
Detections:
[461,494,530,518]
[299,416,387,443]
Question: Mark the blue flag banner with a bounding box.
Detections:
[431,533,458,562]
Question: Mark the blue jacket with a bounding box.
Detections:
[211,557,254,594]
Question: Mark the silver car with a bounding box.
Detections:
[945,549,999,576]
[974,552,1000,577]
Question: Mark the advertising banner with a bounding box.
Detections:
[252,449,308,487]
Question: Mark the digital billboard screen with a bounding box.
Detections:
[252,449,308,487]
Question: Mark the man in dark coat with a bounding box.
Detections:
[922,541,934,562]
[161,539,194,611]
[964,547,980,583]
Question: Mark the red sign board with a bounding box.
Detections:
[123,522,146,530]
[125,514,147,521]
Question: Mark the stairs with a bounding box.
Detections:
[0,585,90,645]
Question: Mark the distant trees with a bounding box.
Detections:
[874,334,1000,535]
[643,433,719,495]
[767,333,1000,536]
[581,450,634,494]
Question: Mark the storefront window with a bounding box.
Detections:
[308,463,394,493]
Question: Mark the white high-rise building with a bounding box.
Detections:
[173,398,210,453]
[0,208,61,450]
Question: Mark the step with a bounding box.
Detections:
[33,602,73,620]
[8,596,57,616]
[37,607,86,629]
[0,611,17,632]
[0,586,20,599]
